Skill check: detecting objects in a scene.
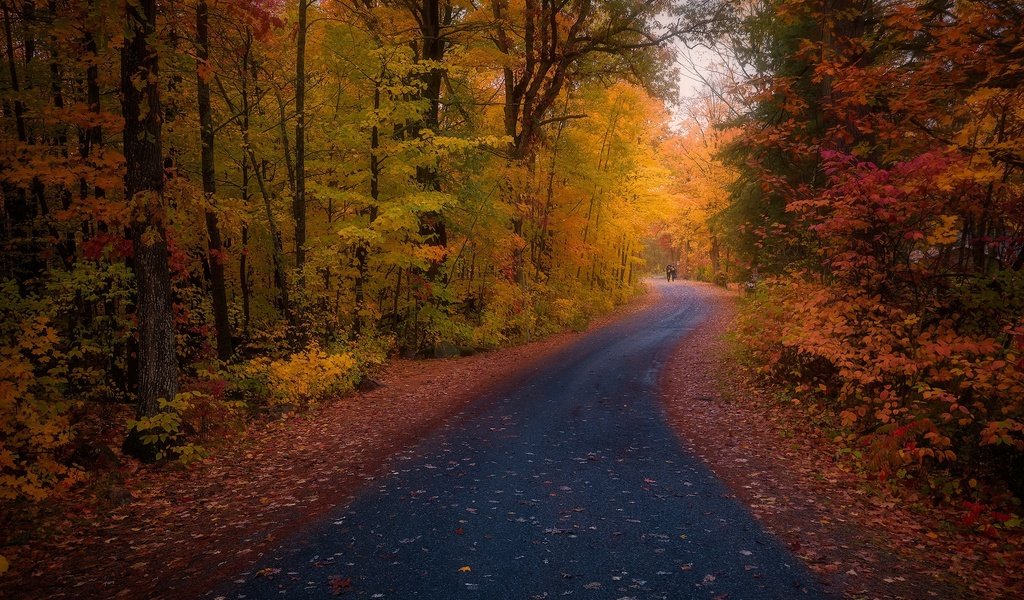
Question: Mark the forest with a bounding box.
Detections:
[0,0,708,500]
[711,0,1024,512]
[1,0,1023,594]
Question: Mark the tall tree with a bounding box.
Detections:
[489,0,680,159]
[293,0,309,277]
[409,0,450,280]
[122,0,178,457]
[197,0,233,360]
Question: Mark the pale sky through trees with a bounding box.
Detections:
[670,40,721,128]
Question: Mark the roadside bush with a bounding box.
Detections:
[737,276,1024,499]
[243,343,360,409]
[125,391,227,464]
[473,281,535,347]
[0,282,82,502]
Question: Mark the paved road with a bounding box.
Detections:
[214,281,826,599]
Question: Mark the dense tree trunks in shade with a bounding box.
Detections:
[197,0,232,360]
[80,1,104,200]
[1,4,43,287]
[47,0,76,268]
[215,41,293,325]
[121,0,178,457]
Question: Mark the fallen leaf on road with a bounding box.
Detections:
[328,574,352,595]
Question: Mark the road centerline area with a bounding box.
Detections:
[215,281,826,600]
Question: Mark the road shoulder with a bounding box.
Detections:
[659,283,983,599]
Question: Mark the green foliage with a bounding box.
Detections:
[125,392,221,464]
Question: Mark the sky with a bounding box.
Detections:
[669,41,718,128]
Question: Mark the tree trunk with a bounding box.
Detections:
[354,81,381,337]
[47,0,75,268]
[536,95,571,281]
[710,234,721,275]
[293,0,308,276]
[414,0,447,282]
[122,0,179,460]
[197,0,232,360]
[81,0,104,200]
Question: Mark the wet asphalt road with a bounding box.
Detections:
[214,281,827,599]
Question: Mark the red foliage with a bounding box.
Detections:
[82,234,133,261]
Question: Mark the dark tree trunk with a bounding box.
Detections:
[414,0,448,281]
[122,0,178,460]
[240,196,251,335]
[354,82,380,337]
[238,39,253,335]
[197,0,232,360]
[293,0,307,276]
[710,234,721,276]
[46,0,74,268]
[81,1,104,200]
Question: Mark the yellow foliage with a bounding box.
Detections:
[925,215,961,246]
[246,344,359,408]
[0,308,83,501]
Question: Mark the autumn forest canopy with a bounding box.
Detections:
[2,0,1024,549]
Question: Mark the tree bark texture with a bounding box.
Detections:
[122,0,179,435]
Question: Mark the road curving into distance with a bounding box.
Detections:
[212,280,827,600]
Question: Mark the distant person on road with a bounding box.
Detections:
[666,264,677,282]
